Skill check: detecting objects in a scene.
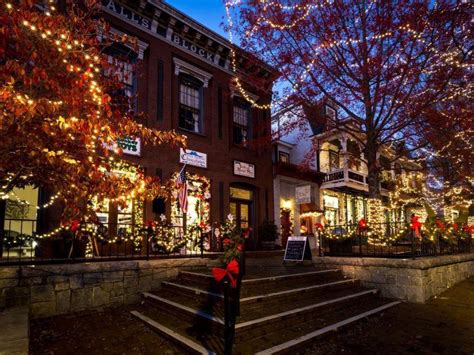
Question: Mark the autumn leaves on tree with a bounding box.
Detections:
[0,1,186,221]
[228,0,472,198]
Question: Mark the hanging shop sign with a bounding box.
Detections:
[180,148,207,168]
[104,137,141,156]
[295,185,311,204]
[323,195,339,209]
[102,0,152,30]
[233,160,255,179]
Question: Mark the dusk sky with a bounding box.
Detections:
[166,0,228,38]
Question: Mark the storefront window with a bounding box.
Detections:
[3,186,39,257]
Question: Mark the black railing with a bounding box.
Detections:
[0,219,221,265]
[317,222,472,258]
[324,170,344,182]
[348,171,365,183]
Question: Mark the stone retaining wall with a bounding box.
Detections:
[0,258,218,319]
[313,253,474,303]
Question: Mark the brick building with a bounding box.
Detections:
[0,0,276,253]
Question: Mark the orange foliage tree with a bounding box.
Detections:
[0,1,186,221]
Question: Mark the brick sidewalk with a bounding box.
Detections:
[305,277,474,354]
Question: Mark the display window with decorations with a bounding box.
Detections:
[171,172,211,251]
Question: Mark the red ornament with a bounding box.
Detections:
[237,243,244,251]
[358,218,367,230]
[223,238,231,245]
[452,223,458,231]
[212,259,240,288]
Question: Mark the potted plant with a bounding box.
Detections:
[258,221,278,250]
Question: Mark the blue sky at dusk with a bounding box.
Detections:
[166,0,228,38]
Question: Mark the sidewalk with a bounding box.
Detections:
[305,277,474,354]
[0,307,29,355]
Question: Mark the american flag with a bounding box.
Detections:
[176,165,188,214]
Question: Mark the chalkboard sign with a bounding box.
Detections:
[284,236,312,262]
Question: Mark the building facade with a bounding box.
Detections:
[0,0,275,254]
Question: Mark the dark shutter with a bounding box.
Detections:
[157,59,164,121]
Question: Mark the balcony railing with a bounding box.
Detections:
[274,161,325,183]
[323,168,367,186]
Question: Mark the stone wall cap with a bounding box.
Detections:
[313,253,474,270]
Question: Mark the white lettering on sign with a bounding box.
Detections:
[172,34,215,63]
[102,0,151,29]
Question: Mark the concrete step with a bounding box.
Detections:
[161,278,359,307]
[241,299,401,354]
[133,293,398,354]
[177,268,345,296]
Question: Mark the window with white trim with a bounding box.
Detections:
[179,74,203,133]
[233,101,251,146]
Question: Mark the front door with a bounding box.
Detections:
[229,186,254,248]
[230,200,251,232]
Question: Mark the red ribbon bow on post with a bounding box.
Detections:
[411,216,422,238]
[212,259,240,288]
[358,218,367,231]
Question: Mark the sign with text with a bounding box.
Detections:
[233,160,255,178]
[104,137,141,156]
[102,0,152,30]
[172,33,216,64]
[323,195,339,209]
[283,236,312,262]
[180,148,207,168]
[295,185,311,204]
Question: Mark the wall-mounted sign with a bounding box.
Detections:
[180,148,207,168]
[295,185,311,205]
[172,33,216,64]
[102,0,152,30]
[323,195,339,209]
[233,160,255,178]
[104,137,141,156]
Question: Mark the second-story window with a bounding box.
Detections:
[233,101,251,146]
[179,74,203,133]
[104,43,138,112]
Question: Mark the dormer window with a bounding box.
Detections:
[325,105,337,121]
[279,151,290,163]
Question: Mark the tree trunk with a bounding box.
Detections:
[365,140,380,199]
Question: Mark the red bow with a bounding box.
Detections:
[463,225,474,234]
[435,220,445,231]
[212,259,239,288]
[237,243,244,251]
[70,220,80,232]
[452,223,459,231]
[358,218,367,230]
[314,223,324,231]
[223,238,231,245]
[411,216,422,237]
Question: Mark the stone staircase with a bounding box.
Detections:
[131,265,399,354]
